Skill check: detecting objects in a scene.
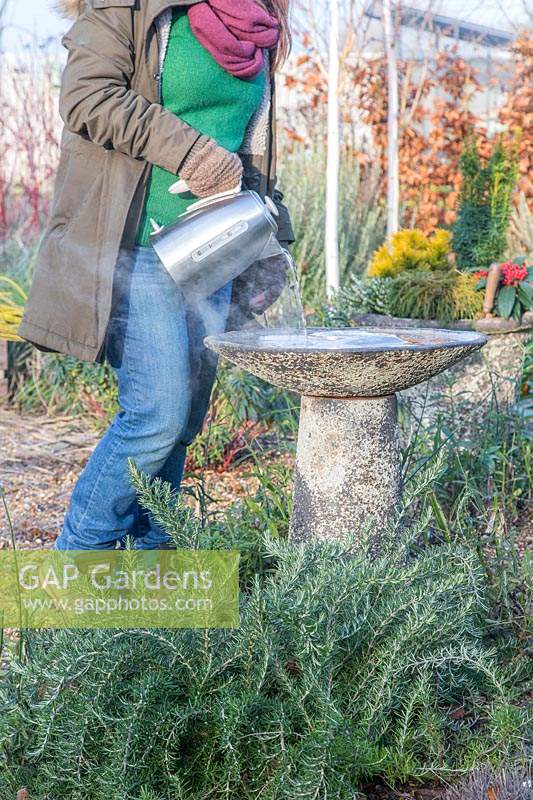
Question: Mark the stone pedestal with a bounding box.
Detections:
[290,395,401,542]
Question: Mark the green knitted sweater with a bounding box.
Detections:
[137,8,266,247]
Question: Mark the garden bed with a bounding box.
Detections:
[0,406,289,550]
[1,389,531,799]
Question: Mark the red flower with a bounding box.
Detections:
[500,261,528,287]
[474,270,489,279]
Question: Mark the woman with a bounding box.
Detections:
[19,0,294,550]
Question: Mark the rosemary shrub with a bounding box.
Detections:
[0,464,526,799]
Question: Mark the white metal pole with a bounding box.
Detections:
[325,0,341,297]
[383,0,400,237]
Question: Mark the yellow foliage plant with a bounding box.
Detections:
[368,229,452,278]
[0,276,26,341]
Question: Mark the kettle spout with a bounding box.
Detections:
[259,234,286,260]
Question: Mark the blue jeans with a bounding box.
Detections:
[56,247,232,550]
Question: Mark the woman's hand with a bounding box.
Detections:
[179,137,243,197]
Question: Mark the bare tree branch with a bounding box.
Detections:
[0,0,11,50]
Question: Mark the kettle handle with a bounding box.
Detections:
[168,180,279,217]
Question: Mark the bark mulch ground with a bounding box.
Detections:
[363,788,445,799]
[0,407,98,548]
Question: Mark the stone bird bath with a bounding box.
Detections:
[205,327,487,542]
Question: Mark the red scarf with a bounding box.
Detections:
[188,0,280,80]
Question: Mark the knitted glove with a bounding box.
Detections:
[180,136,243,197]
[233,246,290,317]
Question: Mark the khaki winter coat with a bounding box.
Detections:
[19,0,294,363]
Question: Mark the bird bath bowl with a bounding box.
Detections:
[205,327,487,542]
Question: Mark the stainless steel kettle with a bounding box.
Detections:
[149,186,285,302]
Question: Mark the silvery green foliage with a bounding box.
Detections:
[340,276,372,312]
[335,276,395,317]
[0,460,526,800]
[443,765,532,800]
[365,276,395,315]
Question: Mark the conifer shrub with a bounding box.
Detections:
[361,276,395,315]
[361,227,486,321]
[368,229,452,278]
[334,270,483,322]
[0,475,526,799]
[334,276,395,317]
[452,136,519,271]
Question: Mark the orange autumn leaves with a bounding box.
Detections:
[282,31,533,234]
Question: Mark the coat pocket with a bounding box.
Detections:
[48,140,105,235]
